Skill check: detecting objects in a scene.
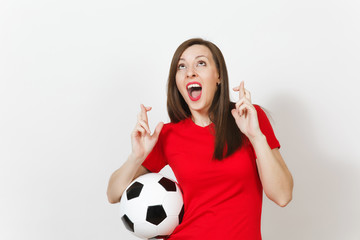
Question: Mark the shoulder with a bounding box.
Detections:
[253,104,269,119]
[252,104,280,148]
[159,118,188,134]
[161,120,183,130]
[160,122,173,134]
[253,104,263,112]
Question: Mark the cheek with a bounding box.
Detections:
[204,80,218,99]
[205,86,217,100]
[176,71,184,81]
[175,77,185,95]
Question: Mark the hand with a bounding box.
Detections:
[130,104,164,162]
[231,81,263,142]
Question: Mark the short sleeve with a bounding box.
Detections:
[141,127,168,173]
[254,104,281,150]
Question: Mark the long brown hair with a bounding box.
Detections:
[167,38,244,160]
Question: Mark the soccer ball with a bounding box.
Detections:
[119,173,184,239]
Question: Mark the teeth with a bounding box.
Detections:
[187,83,201,90]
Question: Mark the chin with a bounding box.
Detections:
[187,101,209,113]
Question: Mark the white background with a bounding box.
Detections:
[1,0,359,239]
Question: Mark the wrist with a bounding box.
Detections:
[128,152,146,165]
[249,132,266,146]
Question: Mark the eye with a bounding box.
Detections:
[197,61,206,67]
[178,63,186,70]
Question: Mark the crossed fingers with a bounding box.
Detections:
[232,81,252,117]
[136,104,152,135]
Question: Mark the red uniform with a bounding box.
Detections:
[142,105,280,239]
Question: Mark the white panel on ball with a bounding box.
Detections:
[119,173,184,239]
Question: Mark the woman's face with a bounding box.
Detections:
[175,44,220,115]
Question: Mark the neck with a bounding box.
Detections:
[190,110,212,127]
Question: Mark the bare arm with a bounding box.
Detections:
[232,81,293,207]
[251,136,293,207]
[107,155,150,203]
[106,104,163,204]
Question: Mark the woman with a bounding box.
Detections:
[107,38,293,239]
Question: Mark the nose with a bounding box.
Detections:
[186,66,197,78]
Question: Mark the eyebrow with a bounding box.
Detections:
[179,55,208,61]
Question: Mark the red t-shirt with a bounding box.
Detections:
[142,104,280,239]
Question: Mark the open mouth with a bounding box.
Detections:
[186,82,202,101]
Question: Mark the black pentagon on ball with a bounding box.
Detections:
[121,214,134,232]
[179,204,184,224]
[126,181,144,200]
[153,235,169,239]
[158,177,176,192]
[146,205,167,225]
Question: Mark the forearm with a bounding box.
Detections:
[250,134,293,207]
[107,154,144,204]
